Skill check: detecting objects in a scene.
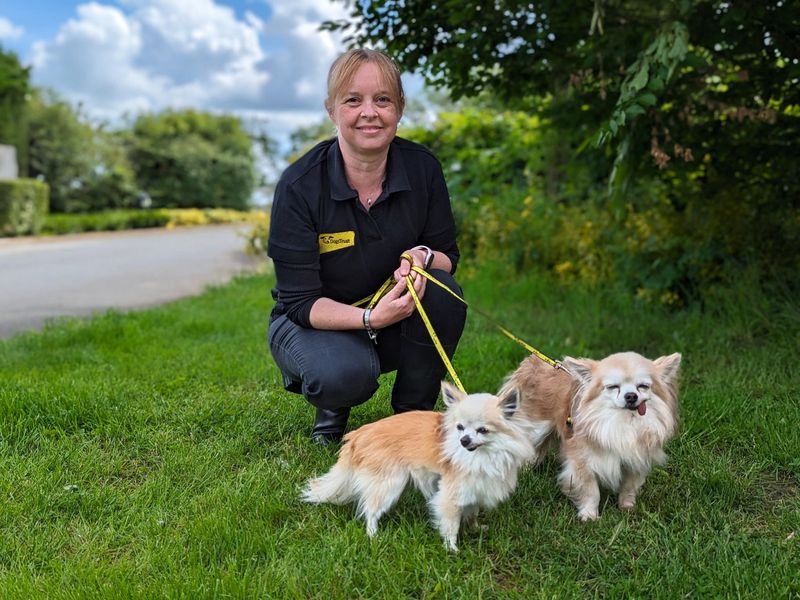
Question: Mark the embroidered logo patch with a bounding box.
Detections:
[318,231,355,254]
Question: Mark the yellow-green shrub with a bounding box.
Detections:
[406,108,800,303]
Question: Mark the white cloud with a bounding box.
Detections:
[22,0,428,174]
[0,17,25,42]
[31,3,158,116]
[26,0,349,120]
[259,0,349,111]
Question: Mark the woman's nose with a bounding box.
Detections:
[360,102,378,118]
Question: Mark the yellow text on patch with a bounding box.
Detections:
[318,231,355,254]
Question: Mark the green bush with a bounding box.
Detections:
[130,110,258,211]
[0,178,49,236]
[67,164,140,213]
[131,136,255,211]
[406,108,800,303]
[41,209,171,235]
[40,207,263,235]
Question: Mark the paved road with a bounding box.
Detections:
[0,224,266,339]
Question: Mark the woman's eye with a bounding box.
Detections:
[476,427,489,435]
[376,96,391,106]
[345,97,360,104]
[456,424,464,431]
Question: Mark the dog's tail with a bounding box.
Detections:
[301,447,356,505]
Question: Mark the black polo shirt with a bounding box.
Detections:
[268,136,460,328]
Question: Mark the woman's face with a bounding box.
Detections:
[328,61,401,157]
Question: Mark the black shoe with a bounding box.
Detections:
[311,407,350,445]
[310,431,343,446]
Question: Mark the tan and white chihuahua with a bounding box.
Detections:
[302,381,534,550]
[503,351,682,520]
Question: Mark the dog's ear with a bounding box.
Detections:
[654,352,682,385]
[498,387,519,419]
[441,380,465,407]
[561,357,596,385]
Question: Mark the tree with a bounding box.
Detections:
[0,46,31,174]
[327,0,799,185]
[27,90,140,213]
[132,109,255,157]
[27,90,95,212]
[130,109,258,210]
[326,0,800,292]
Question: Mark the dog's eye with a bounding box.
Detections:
[476,427,489,435]
[638,384,650,391]
[606,384,620,391]
[456,424,464,431]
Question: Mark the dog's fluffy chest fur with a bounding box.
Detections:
[442,445,523,508]
[574,401,675,486]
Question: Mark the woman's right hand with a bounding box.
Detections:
[369,275,423,329]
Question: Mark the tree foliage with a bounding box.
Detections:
[0,46,31,174]
[132,110,254,158]
[327,0,800,294]
[130,110,258,210]
[27,90,139,213]
[27,90,96,212]
[327,1,798,172]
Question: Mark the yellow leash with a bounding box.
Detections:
[402,264,466,393]
[408,264,561,369]
[353,253,561,393]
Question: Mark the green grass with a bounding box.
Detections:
[0,264,797,598]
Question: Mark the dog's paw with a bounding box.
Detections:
[366,519,379,538]
[618,497,636,510]
[444,538,459,552]
[577,508,599,522]
[464,515,484,530]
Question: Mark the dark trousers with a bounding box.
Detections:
[268,269,467,413]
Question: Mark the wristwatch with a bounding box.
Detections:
[363,308,378,343]
[414,245,434,270]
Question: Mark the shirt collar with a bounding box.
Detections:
[327,138,412,202]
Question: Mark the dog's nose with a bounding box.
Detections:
[460,435,472,448]
[624,392,638,404]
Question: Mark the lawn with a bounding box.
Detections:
[0,264,797,598]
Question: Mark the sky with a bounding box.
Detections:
[0,0,424,166]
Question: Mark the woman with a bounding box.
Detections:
[268,48,466,444]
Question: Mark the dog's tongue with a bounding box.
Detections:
[637,401,647,416]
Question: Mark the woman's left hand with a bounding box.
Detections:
[393,248,428,299]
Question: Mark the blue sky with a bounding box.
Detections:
[0,0,365,151]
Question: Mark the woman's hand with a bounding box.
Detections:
[395,247,428,299]
[370,252,428,329]
[393,247,429,284]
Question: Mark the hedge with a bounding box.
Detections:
[0,178,49,236]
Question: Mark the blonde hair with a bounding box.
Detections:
[325,49,405,115]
